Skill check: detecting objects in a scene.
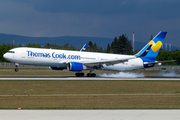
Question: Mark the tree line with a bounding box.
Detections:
[0,34,179,65]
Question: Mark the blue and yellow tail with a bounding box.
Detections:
[80,43,88,52]
[135,31,167,61]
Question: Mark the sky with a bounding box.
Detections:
[0,0,180,47]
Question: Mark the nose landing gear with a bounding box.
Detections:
[15,67,19,72]
[14,63,19,72]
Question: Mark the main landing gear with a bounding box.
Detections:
[87,73,96,77]
[75,72,84,77]
[75,69,96,77]
[75,72,96,77]
[87,68,96,77]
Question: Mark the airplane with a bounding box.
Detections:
[3,31,174,77]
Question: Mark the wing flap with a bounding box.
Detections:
[83,56,136,68]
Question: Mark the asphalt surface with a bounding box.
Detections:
[0,110,179,120]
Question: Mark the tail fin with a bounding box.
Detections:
[135,31,167,61]
[80,43,88,52]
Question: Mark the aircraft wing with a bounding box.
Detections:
[143,60,175,65]
[83,56,136,68]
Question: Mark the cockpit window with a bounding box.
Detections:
[7,51,15,53]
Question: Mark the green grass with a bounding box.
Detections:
[0,80,179,109]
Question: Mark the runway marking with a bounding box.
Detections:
[0,93,179,96]
[0,77,180,80]
[0,115,180,118]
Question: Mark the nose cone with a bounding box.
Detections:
[3,52,15,62]
[3,53,12,61]
[3,53,8,59]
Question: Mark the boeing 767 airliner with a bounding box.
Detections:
[3,31,174,77]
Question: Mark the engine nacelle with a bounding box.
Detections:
[49,67,63,70]
[67,62,83,72]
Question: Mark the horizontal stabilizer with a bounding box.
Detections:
[143,60,176,65]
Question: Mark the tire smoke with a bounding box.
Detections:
[97,72,144,78]
[162,70,177,77]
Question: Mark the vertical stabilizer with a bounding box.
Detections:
[135,31,167,61]
[80,43,88,52]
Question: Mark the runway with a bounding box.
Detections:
[0,76,180,80]
[0,109,179,120]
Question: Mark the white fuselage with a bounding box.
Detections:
[3,47,144,71]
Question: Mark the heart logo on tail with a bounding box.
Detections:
[151,41,162,52]
[148,40,162,52]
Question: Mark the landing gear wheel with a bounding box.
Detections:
[14,63,19,72]
[87,73,96,77]
[15,68,19,72]
[87,73,91,77]
[91,73,96,77]
[75,72,84,77]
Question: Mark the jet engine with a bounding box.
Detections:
[49,67,64,70]
[67,62,84,72]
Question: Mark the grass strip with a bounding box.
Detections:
[0,80,179,109]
